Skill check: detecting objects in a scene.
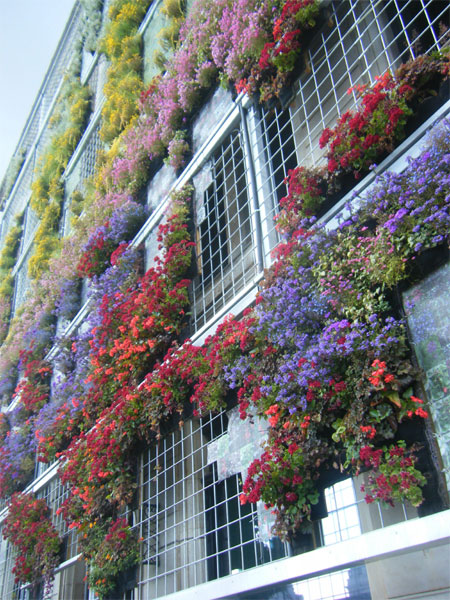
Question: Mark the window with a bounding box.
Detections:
[191,130,257,331]
[136,411,288,598]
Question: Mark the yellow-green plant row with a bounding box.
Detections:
[28,80,91,279]
[99,0,152,143]
[0,149,26,211]
[0,212,24,342]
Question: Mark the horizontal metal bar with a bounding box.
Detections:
[159,510,450,600]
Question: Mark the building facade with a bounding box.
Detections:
[0,1,449,599]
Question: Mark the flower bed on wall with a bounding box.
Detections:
[0,0,449,597]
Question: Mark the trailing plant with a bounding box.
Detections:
[76,201,146,278]
[240,428,320,538]
[0,4,448,591]
[238,0,321,102]
[52,189,193,586]
[13,352,52,415]
[115,0,322,190]
[319,71,413,180]
[359,441,427,507]
[275,166,326,234]
[154,0,187,70]
[235,120,449,536]
[3,492,61,596]
[84,517,140,599]
[394,48,450,104]
[0,422,36,498]
[319,51,449,182]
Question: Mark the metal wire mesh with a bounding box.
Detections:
[248,0,449,260]
[136,413,289,598]
[0,525,20,600]
[190,129,257,331]
[36,476,79,562]
[11,253,32,317]
[80,124,102,181]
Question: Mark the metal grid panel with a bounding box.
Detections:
[11,255,32,317]
[136,413,288,598]
[20,205,39,253]
[86,58,99,105]
[135,415,420,599]
[248,0,449,259]
[36,476,79,562]
[96,54,108,104]
[20,108,42,154]
[0,159,33,245]
[191,129,257,331]
[0,525,20,600]
[39,6,84,123]
[85,54,108,116]
[34,124,54,165]
[80,123,102,181]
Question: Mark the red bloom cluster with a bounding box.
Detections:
[13,353,51,414]
[77,224,117,279]
[360,443,426,507]
[368,358,395,389]
[259,0,317,73]
[240,430,319,537]
[319,71,413,178]
[86,516,140,599]
[57,193,195,541]
[236,0,319,102]
[276,166,326,232]
[3,492,61,594]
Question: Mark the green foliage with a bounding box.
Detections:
[84,518,140,599]
[28,80,91,280]
[99,0,152,143]
[0,149,26,210]
[0,212,24,340]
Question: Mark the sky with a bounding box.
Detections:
[0,0,76,183]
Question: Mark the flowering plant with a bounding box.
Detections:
[0,212,24,339]
[77,201,146,278]
[319,72,413,179]
[99,0,150,143]
[240,428,319,538]
[359,442,426,507]
[13,353,52,414]
[0,422,36,498]
[394,49,450,104]
[235,122,449,535]
[85,517,140,599]
[259,0,319,72]
[28,79,91,279]
[238,0,320,102]
[275,166,326,233]
[76,224,117,278]
[2,492,61,596]
[0,413,9,439]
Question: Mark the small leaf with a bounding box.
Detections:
[386,392,401,408]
